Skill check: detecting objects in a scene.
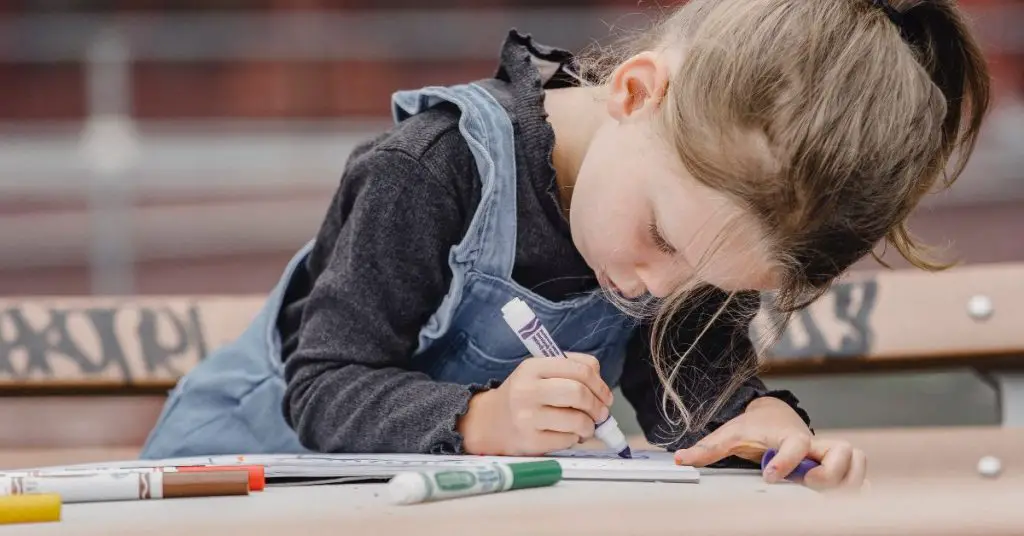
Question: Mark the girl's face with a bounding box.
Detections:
[566,53,779,299]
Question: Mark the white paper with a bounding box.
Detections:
[18,450,699,483]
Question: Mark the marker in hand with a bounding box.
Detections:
[761,449,819,483]
[501,297,632,459]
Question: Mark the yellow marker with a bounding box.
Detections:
[0,493,62,525]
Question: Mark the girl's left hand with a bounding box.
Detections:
[673,396,867,491]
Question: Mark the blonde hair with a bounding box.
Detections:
[581,0,991,441]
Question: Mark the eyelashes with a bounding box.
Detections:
[648,221,676,255]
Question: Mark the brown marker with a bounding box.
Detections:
[162,471,251,499]
[0,470,250,503]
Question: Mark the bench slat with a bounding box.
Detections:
[758,262,1024,374]
[0,295,264,391]
[0,262,1021,390]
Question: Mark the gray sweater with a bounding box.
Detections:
[276,30,809,462]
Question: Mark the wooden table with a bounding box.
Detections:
[2,426,1023,535]
[6,472,1024,535]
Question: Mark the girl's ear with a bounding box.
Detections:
[606,51,671,122]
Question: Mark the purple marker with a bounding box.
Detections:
[501,297,632,459]
[761,448,819,483]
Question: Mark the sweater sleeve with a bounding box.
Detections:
[619,287,811,464]
[282,146,493,455]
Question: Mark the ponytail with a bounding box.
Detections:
[879,0,992,272]
[895,0,992,185]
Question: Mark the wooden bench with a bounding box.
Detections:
[754,261,1024,426]
[0,262,1022,448]
[0,295,266,448]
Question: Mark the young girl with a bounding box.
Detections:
[140,0,989,491]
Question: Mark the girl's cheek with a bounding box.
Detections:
[619,237,649,266]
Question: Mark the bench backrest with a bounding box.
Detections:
[0,262,1020,391]
[755,262,1023,374]
[0,295,264,391]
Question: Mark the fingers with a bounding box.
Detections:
[532,406,596,439]
[800,440,867,491]
[564,354,615,407]
[763,433,812,483]
[531,430,584,454]
[526,356,614,406]
[801,441,852,489]
[564,352,601,377]
[806,444,864,489]
[843,448,868,490]
[539,378,610,424]
[674,427,742,467]
[503,355,614,456]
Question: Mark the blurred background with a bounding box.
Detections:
[0,0,1021,435]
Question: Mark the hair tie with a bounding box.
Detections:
[870,0,912,41]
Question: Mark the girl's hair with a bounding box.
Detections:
[581,0,991,441]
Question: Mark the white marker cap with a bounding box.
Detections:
[977,455,1002,478]
[501,297,535,332]
[388,472,429,505]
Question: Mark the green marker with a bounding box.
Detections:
[387,460,562,505]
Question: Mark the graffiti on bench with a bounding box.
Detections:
[1,263,1015,386]
[0,297,264,387]
[0,277,883,385]
[759,278,879,361]
[0,303,207,385]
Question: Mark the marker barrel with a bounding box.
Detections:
[0,493,61,525]
[175,465,265,491]
[161,471,251,499]
[389,460,562,505]
[0,470,250,503]
[2,465,264,492]
[761,449,820,483]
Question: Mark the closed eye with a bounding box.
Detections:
[648,221,677,255]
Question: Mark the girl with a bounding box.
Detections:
[140,0,989,492]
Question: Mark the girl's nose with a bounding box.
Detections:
[635,261,682,299]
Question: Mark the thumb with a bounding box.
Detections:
[674,429,738,467]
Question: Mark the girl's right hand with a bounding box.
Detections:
[457,352,615,456]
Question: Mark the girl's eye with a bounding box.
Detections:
[648,222,677,255]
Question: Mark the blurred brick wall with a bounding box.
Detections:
[0,0,1020,296]
[2,0,1017,122]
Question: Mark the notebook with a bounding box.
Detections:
[20,449,700,484]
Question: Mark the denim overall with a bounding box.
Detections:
[139,82,637,459]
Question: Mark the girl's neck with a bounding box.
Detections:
[544,86,607,216]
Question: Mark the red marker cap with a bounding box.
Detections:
[175,465,266,491]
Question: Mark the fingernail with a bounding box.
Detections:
[764,465,778,483]
[600,406,610,421]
